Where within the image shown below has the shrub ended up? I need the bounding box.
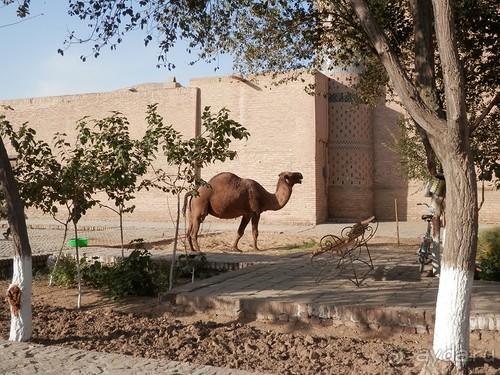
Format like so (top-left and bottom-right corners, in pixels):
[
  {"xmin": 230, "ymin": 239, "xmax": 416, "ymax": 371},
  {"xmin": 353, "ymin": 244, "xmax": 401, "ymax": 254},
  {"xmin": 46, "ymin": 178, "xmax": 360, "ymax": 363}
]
[
  {"xmin": 51, "ymin": 240, "xmax": 170, "ymax": 298},
  {"xmin": 477, "ymin": 227, "xmax": 500, "ymax": 281},
  {"xmin": 175, "ymin": 252, "xmax": 221, "ymax": 282},
  {"xmin": 80, "ymin": 256, "xmax": 110, "ymax": 289},
  {"xmin": 50, "ymin": 254, "xmax": 78, "ymax": 286},
  {"xmin": 103, "ymin": 248, "xmax": 159, "ymax": 299}
]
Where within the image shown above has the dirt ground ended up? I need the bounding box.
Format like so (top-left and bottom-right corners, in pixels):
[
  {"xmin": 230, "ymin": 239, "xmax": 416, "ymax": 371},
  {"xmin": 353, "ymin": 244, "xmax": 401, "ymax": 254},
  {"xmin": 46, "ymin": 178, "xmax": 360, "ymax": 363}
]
[{"xmin": 1, "ymin": 231, "xmax": 499, "ymax": 375}]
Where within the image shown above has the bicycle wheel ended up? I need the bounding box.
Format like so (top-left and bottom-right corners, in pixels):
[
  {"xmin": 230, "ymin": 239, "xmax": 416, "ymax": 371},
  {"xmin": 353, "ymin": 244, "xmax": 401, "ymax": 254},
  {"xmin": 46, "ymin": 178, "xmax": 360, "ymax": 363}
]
[{"xmin": 418, "ymin": 241, "xmax": 432, "ymax": 272}]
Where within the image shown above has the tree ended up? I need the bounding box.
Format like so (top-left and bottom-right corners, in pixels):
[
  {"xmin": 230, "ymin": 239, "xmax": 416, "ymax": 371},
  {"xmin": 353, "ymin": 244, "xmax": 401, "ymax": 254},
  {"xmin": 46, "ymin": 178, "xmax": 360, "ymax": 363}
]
[
  {"xmin": 1, "ymin": 119, "xmax": 99, "ymax": 308},
  {"xmin": 140, "ymin": 104, "xmax": 249, "ymax": 290},
  {"xmin": 79, "ymin": 112, "xmax": 155, "ymax": 258},
  {"xmin": 52, "ymin": 128, "xmax": 101, "ymax": 308},
  {"xmin": 5, "ymin": 0, "xmax": 498, "ymax": 371},
  {"xmin": 0, "ymin": 119, "xmax": 32, "ymax": 341},
  {"xmin": 1, "ymin": 115, "xmax": 60, "ymax": 340},
  {"xmin": 0, "ymin": 121, "xmax": 75, "ymax": 274},
  {"xmin": 349, "ymin": 3, "xmax": 478, "ymax": 372}
]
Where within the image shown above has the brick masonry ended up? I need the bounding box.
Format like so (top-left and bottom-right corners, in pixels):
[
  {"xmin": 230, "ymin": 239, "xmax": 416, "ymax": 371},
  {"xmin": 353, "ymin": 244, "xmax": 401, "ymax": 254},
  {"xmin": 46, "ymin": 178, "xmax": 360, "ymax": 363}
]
[{"xmin": 1, "ymin": 73, "xmax": 498, "ymax": 224}]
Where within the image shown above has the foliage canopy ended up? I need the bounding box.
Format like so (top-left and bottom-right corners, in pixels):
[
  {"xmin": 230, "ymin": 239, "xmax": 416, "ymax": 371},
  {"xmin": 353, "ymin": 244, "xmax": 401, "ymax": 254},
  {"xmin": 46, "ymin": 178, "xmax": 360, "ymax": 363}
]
[{"xmin": 5, "ymin": 0, "xmax": 497, "ymax": 182}]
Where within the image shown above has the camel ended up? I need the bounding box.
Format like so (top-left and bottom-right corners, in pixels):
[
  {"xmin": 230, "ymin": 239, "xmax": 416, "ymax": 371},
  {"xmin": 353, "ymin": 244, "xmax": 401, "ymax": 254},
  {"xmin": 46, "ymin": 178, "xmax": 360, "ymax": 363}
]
[{"xmin": 183, "ymin": 171, "xmax": 303, "ymax": 252}]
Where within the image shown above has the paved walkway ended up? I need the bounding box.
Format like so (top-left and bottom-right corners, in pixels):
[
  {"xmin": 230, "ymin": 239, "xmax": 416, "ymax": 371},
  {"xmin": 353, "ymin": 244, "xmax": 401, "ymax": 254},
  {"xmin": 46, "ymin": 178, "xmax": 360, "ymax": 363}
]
[
  {"xmin": 1, "ymin": 218, "xmax": 499, "ymax": 374},
  {"xmin": 161, "ymin": 233, "xmax": 500, "ymax": 333},
  {"xmin": 0, "ymin": 340, "xmax": 266, "ymax": 375},
  {"xmin": 0, "ymin": 217, "xmax": 434, "ymax": 258}
]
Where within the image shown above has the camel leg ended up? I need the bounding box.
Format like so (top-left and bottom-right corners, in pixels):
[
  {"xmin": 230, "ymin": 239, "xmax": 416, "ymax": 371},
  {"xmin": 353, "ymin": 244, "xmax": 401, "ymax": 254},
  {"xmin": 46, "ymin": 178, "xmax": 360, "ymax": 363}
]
[
  {"xmin": 186, "ymin": 226, "xmax": 194, "ymax": 251},
  {"xmin": 186, "ymin": 222, "xmax": 194, "ymax": 252},
  {"xmin": 232, "ymin": 216, "xmax": 250, "ymax": 252},
  {"xmin": 186, "ymin": 218, "xmax": 202, "ymax": 252},
  {"xmin": 251, "ymin": 213, "xmax": 260, "ymax": 251},
  {"xmin": 187, "ymin": 209, "xmax": 206, "ymax": 252},
  {"xmin": 185, "ymin": 210, "xmax": 195, "ymax": 252},
  {"xmin": 186, "ymin": 196, "xmax": 209, "ymax": 252}
]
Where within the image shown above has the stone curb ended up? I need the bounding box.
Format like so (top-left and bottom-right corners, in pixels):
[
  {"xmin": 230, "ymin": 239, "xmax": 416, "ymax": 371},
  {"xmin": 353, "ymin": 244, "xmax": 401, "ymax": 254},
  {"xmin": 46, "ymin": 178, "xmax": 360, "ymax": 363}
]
[{"xmin": 163, "ymin": 290, "xmax": 500, "ymax": 333}]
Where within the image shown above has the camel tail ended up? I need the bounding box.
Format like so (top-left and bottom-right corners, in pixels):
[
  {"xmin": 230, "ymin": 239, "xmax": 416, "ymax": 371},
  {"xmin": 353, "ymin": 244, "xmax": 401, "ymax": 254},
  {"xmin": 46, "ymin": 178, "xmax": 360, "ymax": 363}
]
[{"xmin": 182, "ymin": 191, "xmax": 193, "ymax": 217}]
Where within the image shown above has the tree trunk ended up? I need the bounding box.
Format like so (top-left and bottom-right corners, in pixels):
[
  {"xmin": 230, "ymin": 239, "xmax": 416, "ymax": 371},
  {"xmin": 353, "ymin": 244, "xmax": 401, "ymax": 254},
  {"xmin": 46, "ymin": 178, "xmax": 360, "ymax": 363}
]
[
  {"xmin": 425, "ymin": 151, "xmax": 477, "ymax": 373},
  {"xmin": 168, "ymin": 193, "xmax": 182, "ymax": 291},
  {"xmin": 0, "ymin": 138, "xmax": 32, "ymax": 341},
  {"xmin": 430, "ymin": 0, "xmax": 475, "ymax": 370},
  {"xmin": 349, "ymin": 0, "xmax": 476, "ymax": 371},
  {"xmin": 73, "ymin": 221, "xmax": 82, "ymax": 309}
]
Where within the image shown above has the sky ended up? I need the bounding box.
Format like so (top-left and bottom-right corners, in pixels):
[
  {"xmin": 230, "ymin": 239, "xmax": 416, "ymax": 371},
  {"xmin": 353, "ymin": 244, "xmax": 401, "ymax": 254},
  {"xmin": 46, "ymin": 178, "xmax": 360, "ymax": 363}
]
[{"xmin": 0, "ymin": 2, "xmax": 234, "ymax": 100}]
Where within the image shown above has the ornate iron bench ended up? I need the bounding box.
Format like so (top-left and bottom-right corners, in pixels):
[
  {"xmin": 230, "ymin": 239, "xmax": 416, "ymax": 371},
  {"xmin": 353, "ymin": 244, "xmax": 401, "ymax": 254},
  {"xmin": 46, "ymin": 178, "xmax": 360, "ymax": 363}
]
[{"xmin": 311, "ymin": 216, "xmax": 377, "ymax": 287}]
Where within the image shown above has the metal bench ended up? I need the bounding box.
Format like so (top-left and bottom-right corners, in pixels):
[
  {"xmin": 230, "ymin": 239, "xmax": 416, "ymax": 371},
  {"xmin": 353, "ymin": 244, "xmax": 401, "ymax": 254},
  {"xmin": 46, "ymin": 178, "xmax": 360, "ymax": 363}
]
[{"xmin": 311, "ymin": 216, "xmax": 377, "ymax": 287}]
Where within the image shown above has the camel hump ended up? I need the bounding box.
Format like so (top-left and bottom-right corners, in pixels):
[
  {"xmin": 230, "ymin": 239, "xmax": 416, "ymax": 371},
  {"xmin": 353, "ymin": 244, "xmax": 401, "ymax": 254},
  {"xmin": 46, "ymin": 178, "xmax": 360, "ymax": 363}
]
[
  {"xmin": 209, "ymin": 172, "xmax": 262, "ymax": 192},
  {"xmin": 210, "ymin": 172, "xmax": 245, "ymax": 184}
]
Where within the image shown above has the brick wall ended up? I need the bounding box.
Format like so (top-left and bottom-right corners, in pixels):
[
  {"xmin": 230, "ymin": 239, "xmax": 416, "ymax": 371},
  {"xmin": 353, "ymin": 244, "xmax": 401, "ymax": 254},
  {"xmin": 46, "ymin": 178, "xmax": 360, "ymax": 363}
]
[
  {"xmin": 1, "ymin": 74, "xmax": 498, "ymax": 226},
  {"xmin": 0, "ymin": 255, "xmax": 49, "ymax": 276},
  {"xmin": 190, "ymin": 72, "xmax": 326, "ymax": 225},
  {"xmin": 1, "ymin": 83, "xmax": 199, "ymax": 223},
  {"xmin": 372, "ymin": 99, "xmax": 410, "ymax": 220}
]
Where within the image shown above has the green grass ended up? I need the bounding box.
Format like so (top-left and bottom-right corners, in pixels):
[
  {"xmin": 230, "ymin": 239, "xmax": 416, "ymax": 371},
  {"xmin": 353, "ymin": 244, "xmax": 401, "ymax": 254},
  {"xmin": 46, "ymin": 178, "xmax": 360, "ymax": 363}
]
[{"xmin": 279, "ymin": 239, "xmax": 318, "ymax": 252}]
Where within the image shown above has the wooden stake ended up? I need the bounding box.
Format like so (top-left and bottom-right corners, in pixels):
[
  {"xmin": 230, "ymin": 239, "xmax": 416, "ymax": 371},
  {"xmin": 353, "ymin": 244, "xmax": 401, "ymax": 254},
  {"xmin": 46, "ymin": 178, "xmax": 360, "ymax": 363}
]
[{"xmin": 395, "ymin": 198, "xmax": 400, "ymax": 245}]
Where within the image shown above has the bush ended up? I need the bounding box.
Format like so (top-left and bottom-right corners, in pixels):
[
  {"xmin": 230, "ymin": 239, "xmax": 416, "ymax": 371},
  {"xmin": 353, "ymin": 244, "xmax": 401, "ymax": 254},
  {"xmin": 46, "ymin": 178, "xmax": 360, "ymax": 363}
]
[
  {"xmin": 102, "ymin": 248, "xmax": 159, "ymax": 299},
  {"xmin": 50, "ymin": 254, "xmax": 78, "ymax": 286},
  {"xmin": 477, "ymin": 227, "xmax": 500, "ymax": 281},
  {"xmin": 175, "ymin": 252, "xmax": 222, "ymax": 283},
  {"xmin": 176, "ymin": 252, "xmax": 208, "ymax": 279},
  {"xmin": 80, "ymin": 256, "xmax": 110, "ymax": 289},
  {"xmin": 51, "ymin": 240, "xmax": 170, "ymax": 298},
  {"xmin": 49, "ymin": 242, "xmax": 225, "ymax": 297}
]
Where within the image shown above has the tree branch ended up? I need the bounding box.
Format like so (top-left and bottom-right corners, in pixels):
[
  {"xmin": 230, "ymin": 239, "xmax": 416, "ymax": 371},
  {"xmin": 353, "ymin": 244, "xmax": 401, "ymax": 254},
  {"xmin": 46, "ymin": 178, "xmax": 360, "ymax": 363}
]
[
  {"xmin": 431, "ymin": 0, "xmax": 467, "ymax": 133},
  {"xmin": 409, "ymin": 0, "xmax": 443, "ymax": 176},
  {"xmin": 348, "ymin": 0, "xmax": 446, "ymax": 138},
  {"xmin": 469, "ymin": 92, "xmax": 499, "ymax": 135}
]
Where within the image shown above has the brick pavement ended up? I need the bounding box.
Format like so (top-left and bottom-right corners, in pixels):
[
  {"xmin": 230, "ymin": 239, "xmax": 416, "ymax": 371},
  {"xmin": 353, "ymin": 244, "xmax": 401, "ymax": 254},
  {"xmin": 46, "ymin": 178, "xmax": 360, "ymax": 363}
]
[
  {"xmin": 161, "ymin": 246, "xmax": 500, "ymax": 333},
  {"xmin": 0, "ymin": 340, "xmax": 265, "ymax": 375}
]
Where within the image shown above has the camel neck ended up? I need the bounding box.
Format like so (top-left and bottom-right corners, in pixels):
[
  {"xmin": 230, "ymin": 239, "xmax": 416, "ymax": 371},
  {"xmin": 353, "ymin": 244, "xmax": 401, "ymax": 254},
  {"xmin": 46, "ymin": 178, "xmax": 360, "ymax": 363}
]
[{"xmin": 267, "ymin": 182, "xmax": 293, "ymax": 211}]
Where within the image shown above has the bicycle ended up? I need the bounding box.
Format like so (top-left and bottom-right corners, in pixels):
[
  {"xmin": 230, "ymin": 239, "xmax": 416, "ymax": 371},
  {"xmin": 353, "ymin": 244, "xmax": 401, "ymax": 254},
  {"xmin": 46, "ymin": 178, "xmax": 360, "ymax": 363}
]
[{"xmin": 417, "ymin": 202, "xmax": 435, "ymax": 273}]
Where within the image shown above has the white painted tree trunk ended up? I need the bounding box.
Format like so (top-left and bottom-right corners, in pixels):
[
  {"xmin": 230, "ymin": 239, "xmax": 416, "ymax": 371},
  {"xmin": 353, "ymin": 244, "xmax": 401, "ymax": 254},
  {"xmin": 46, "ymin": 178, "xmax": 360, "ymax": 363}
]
[
  {"xmin": 433, "ymin": 267, "xmax": 473, "ymax": 368},
  {"xmin": 0, "ymin": 137, "xmax": 33, "ymax": 343},
  {"xmin": 8, "ymin": 255, "xmax": 33, "ymax": 341},
  {"xmin": 430, "ymin": 153, "xmax": 477, "ymax": 372}
]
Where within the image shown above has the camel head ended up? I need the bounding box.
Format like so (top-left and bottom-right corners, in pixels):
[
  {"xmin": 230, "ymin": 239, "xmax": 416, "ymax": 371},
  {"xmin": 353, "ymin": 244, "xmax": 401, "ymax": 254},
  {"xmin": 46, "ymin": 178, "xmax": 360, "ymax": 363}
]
[{"xmin": 279, "ymin": 171, "xmax": 303, "ymax": 187}]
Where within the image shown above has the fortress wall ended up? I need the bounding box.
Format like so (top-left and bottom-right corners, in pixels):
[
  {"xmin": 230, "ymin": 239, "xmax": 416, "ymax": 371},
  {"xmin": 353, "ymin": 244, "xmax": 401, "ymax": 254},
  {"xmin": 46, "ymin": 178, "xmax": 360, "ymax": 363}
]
[
  {"xmin": 1, "ymin": 86, "xmax": 200, "ymax": 223},
  {"xmin": 189, "ymin": 72, "xmax": 323, "ymax": 225},
  {"xmin": 478, "ymin": 187, "xmax": 500, "ymax": 224},
  {"xmin": 373, "ymin": 112, "xmax": 500, "ymax": 225},
  {"xmin": 1, "ymin": 75, "xmax": 498, "ymax": 227},
  {"xmin": 371, "ymin": 98, "xmax": 500, "ymax": 224},
  {"xmin": 371, "ymin": 99, "xmax": 410, "ymax": 221},
  {"xmin": 404, "ymin": 181, "xmax": 499, "ymax": 225}
]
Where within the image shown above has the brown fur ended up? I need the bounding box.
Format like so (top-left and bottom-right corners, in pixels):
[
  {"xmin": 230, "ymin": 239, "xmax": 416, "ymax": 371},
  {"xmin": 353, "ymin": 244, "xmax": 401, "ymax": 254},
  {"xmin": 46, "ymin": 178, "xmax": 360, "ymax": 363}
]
[{"xmin": 184, "ymin": 172, "xmax": 303, "ymax": 252}]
